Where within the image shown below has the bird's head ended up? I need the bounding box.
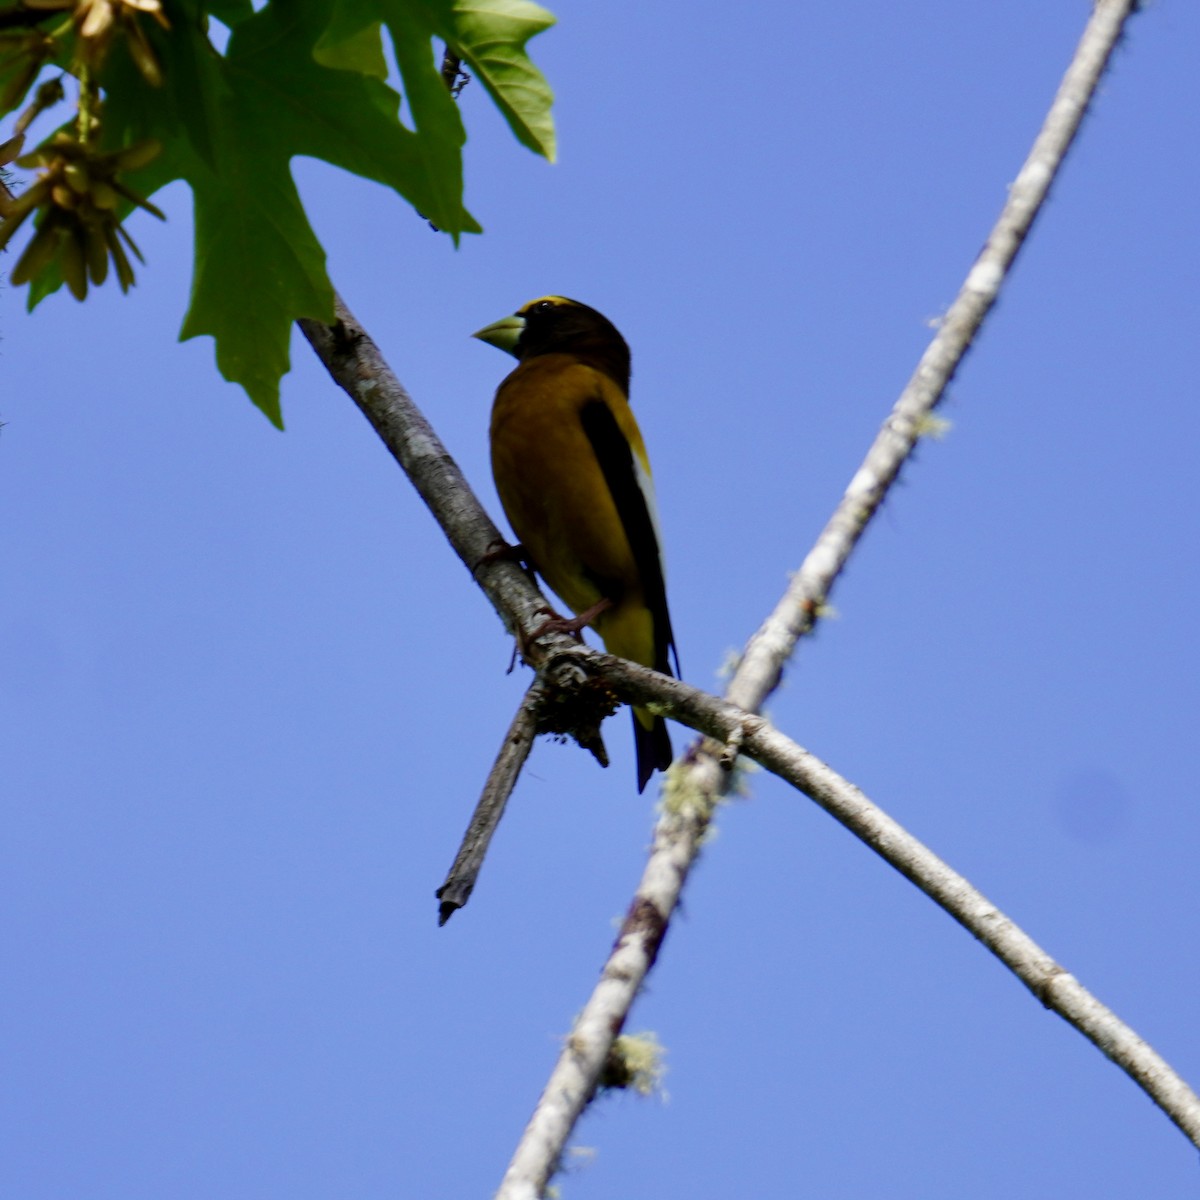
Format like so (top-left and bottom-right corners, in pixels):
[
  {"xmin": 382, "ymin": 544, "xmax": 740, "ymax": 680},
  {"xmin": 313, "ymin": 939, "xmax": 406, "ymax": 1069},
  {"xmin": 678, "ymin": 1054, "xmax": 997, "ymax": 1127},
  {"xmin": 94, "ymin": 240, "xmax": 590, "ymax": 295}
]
[{"xmin": 473, "ymin": 297, "xmax": 630, "ymax": 386}]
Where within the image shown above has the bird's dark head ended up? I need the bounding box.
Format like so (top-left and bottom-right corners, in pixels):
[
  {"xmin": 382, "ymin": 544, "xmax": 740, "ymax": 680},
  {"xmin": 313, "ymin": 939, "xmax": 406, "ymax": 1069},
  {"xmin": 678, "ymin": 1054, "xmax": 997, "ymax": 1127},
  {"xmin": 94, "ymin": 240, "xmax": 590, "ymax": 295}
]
[{"xmin": 473, "ymin": 296, "xmax": 631, "ymax": 390}]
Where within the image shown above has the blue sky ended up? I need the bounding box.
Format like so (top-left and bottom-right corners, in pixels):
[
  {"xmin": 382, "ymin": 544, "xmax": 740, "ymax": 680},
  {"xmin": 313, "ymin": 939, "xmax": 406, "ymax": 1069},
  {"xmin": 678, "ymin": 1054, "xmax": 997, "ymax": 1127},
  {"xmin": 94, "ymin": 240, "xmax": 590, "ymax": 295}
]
[{"xmin": 3, "ymin": 2, "xmax": 1199, "ymax": 1197}]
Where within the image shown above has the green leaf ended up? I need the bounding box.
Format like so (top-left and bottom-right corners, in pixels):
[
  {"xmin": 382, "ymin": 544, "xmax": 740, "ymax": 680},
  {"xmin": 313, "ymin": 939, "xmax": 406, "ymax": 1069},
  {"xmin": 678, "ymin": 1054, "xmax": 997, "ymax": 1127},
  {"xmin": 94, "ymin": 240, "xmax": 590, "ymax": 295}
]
[
  {"xmin": 93, "ymin": 15, "xmax": 334, "ymax": 423},
  {"xmin": 14, "ymin": 0, "xmax": 556, "ymax": 420},
  {"xmin": 151, "ymin": 8, "xmax": 230, "ymax": 170},
  {"xmin": 180, "ymin": 153, "xmax": 332, "ymax": 428},
  {"xmin": 313, "ymin": 12, "xmax": 389, "ymax": 79},
  {"xmin": 379, "ymin": 0, "xmax": 556, "ymax": 162},
  {"xmin": 91, "ymin": 0, "xmax": 491, "ymax": 421},
  {"xmin": 444, "ymin": 0, "xmax": 557, "ymax": 162},
  {"xmin": 381, "ymin": 2, "xmax": 475, "ymax": 228},
  {"xmin": 318, "ymin": 0, "xmax": 477, "ymax": 235},
  {"xmin": 235, "ymin": 3, "xmax": 479, "ymax": 237}
]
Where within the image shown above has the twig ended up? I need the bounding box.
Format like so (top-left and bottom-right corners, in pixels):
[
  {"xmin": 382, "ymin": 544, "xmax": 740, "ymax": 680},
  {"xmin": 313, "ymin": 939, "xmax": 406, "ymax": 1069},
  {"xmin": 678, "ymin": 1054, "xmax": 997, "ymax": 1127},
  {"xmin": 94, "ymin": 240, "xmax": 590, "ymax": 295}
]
[
  {"xmin": 299, "ymin": 299, "xmax": 601, "ymax": 918},
  {"xmin": 495, "ymin": 2, "xmax": 1143, "ymax": 1195},
  {"xmin": 588, "ymin": 652, "xmax": 1200, "ymax": 1148},
  {"xmin": 728, "ymin": 0, "xmax": 1134, "ymax": 710},
  {"xmin": 298, "ymin": 297, "xmax": 561, "ymax": 646},
  {"xmin": 437, "ymin": 681, "xmax": 543, "ymax": 925}
]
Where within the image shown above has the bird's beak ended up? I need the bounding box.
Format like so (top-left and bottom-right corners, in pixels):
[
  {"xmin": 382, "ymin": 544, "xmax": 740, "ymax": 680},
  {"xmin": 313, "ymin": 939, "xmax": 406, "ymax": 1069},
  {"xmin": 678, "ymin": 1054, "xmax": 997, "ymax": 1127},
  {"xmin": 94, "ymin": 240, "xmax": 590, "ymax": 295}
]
[{"xmin": 472, "ymin": 314, "xmax": 526, "ymax": 357}]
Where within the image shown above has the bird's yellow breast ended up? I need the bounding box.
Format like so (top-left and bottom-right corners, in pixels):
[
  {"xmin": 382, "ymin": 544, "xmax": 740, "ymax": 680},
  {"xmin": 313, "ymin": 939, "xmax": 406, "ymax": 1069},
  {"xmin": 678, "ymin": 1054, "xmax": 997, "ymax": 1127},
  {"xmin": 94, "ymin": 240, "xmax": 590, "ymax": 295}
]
[{"xmin": 489, "ymin": 354, "xmax": 650, "ymax": 621}]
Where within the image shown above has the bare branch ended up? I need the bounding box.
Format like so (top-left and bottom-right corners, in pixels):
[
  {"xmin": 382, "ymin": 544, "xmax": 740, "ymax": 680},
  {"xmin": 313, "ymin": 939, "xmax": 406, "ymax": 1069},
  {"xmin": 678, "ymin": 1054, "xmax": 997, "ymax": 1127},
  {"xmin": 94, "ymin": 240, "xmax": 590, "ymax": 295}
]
[
  {"xmin": 300, "ymin": 299, "xmax": 634, "ymax": 908},
  {"xmin": 587, "ymin": 651, "xmax": 1200, "ymax": 1149},
  {"xmin": 437, "ymin": 682, "xmax": 543, "ymax": 925},
  {"xmin": 728, "ymin": 0, "xmax": 1136, "ymax": 711},
  {"xmin": 496, "ymin": 2, "xmax": 1144, "ymax": 1194},
  {"xmin": 308, "ymin": 245, "xmax": 1198, "ymax": 1164},
  {"xmin": 298, "ymin": 297, "xmax": 553, "ymax": 646}
]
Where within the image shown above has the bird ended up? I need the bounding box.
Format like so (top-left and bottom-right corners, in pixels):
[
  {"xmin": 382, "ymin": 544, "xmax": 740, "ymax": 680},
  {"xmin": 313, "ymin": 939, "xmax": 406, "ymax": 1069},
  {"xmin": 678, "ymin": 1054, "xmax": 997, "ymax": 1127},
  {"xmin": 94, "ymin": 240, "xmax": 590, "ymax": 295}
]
[{"xmin": 473, "ymin": 296, "xmax": 679, "ymax": 792}]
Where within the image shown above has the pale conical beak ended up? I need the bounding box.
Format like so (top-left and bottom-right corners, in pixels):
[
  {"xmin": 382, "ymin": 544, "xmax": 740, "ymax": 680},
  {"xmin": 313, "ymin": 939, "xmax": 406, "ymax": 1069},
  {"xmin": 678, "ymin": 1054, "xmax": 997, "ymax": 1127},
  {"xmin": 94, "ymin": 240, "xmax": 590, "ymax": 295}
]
[{"xmin": 472, "ymin": 314, "xmax": 526, "ymax": 357}]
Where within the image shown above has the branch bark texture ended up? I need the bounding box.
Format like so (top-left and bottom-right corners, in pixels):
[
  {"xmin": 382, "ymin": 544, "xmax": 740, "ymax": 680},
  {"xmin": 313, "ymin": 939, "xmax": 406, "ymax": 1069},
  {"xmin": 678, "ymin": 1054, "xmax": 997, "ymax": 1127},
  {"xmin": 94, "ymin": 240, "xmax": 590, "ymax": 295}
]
[
  {"xmin": 729, "ymin": 0, "xmax": 1135, "ymax": 710},
  {"xmin": 298, "ymin": 303, "xmax": 549, "ymax": 644},
  {"xmin": 593, "ymin": 652, "xmax": 1200, "ymax": 1150},
  {"xmin": 436, "ymin": 681, "xmax": 543, "ymax": 924}
]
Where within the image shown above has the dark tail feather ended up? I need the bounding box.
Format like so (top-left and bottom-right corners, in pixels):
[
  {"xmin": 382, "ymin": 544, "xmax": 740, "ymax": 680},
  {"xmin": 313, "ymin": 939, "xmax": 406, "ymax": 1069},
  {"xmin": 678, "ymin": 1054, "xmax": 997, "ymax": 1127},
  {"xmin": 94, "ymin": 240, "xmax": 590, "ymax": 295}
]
[{"xmin": 633, "ymin": 709, "xmax": 673, "ymax": 793}]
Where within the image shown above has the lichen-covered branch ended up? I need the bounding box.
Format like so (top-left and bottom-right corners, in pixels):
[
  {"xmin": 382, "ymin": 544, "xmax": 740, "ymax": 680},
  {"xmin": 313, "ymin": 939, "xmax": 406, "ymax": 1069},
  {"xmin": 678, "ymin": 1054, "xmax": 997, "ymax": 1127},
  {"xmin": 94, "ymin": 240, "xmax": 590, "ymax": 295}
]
[{"xmin": 587, "ymin": 651, "xmax": 1200, "ymax": 1150}]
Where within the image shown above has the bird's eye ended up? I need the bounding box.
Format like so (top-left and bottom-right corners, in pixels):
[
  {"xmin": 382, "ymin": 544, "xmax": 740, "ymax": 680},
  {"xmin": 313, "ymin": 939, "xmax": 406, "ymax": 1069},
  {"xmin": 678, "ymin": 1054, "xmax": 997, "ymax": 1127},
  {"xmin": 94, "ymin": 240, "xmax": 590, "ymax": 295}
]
[{"xmin": 534, "ymin": 300, "xmax": 555, "ymax": 314}]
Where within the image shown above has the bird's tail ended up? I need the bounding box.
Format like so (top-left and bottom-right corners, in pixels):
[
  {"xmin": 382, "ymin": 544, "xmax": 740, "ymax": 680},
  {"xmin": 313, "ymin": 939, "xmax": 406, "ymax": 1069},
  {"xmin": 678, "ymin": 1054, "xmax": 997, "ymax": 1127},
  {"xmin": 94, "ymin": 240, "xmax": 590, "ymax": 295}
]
[{"xmin": 633, "ymin": 707, "xmax": 673, "ymax": 794}]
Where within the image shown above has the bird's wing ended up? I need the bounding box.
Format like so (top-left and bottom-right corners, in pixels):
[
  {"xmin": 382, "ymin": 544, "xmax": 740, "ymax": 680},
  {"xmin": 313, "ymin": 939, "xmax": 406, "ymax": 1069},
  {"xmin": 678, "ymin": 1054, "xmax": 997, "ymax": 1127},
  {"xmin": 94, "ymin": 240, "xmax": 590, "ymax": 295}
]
[{"xmin": 579, "ymin": 396, "xmax": 679, "ymax": 677}]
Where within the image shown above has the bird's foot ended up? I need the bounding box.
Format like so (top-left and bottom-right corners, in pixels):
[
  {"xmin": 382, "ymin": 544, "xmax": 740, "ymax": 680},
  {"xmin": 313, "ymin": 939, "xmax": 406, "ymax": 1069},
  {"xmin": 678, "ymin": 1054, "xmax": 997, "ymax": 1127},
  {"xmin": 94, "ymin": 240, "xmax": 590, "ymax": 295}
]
[
  {"xmin": 526, "ymin": 597, "xmax": 612, "ymax": 644},
  {"xmin": 509, "ymin": 598, "xmax": 612, "ymax": 671},
  {"xmin": 473, "ymin": 539, "xmax": 532, "ymax": 576}
]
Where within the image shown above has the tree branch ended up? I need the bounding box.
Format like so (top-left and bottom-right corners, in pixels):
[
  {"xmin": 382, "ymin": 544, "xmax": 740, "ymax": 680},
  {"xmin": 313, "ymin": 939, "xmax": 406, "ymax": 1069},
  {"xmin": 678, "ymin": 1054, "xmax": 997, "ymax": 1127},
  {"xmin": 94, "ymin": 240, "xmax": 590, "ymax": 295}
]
[
  {"xmin": 298, "ymin": 300, "xmax": 613, "ymax": 915},
  {"xmin": 586, "ymin": 651, "xmax": 1200, "ymax": 1149},
  {"xmin": 495, "ymin": 2, "xmax": 1144, "ymax": 1194},
  {"xmin": 298, "ymin": 299, "xmax": 552, "ymax": 646},
  {"xmin": 436, "ymin": 680, "xmax": 543, "ymax": 925},
  {"xmin": 727, "ymin": 0, "xmax": 1135, "ymax": 711},
  {"xmin": 298, "ymin": 2, "xmax": 1165, "ymax": 1190}
]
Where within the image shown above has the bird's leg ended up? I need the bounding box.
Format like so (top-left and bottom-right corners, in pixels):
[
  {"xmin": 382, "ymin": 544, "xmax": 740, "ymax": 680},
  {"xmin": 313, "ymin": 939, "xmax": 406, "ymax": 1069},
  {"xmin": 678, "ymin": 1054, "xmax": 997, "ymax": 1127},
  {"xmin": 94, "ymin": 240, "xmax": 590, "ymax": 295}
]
[
  {"xmin": 508, "ymin": 604, "xmax": 565, "ymax": 672},
  {"xmin": 473, "ymin": 539, "xmax": 532, "ymax": 576},
  {"xmin": 526, "ymin": 597, "xmax": 612, "ymax": 644},
  {"xmin": 508, "ymin": 598, "xmax": 613, "ymax": 672}
]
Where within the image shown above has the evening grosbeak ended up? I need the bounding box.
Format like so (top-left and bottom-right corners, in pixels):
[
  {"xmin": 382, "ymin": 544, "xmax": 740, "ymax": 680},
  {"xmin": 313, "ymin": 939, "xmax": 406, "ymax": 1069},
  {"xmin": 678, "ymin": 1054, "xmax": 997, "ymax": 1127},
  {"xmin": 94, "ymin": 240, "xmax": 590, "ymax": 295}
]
[{"xmin": 474, "ymin": 296, "xmax": 678, "ymax": 792}]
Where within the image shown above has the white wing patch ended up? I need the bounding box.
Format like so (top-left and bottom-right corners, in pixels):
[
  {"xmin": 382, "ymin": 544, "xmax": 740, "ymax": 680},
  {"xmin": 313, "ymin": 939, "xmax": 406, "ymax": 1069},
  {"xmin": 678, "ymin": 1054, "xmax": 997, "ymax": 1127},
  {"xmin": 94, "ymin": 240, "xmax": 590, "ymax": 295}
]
[{"xmin": 632, "ymin": 445, "xmax": 668, "ymax": 586}]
